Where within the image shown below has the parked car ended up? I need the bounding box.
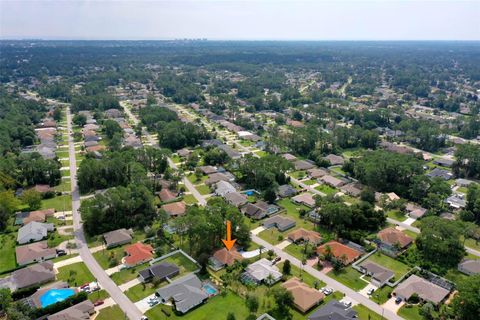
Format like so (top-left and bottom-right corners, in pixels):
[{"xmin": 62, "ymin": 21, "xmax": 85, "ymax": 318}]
[
  {"xmin": 367, "ymin": 288, "xmax": 375, "ymax": 295},
  {"xmin": 343, "ymin": 301, "xmax": 352, "ymax": 308},
  {"xmin": 272, "ymin": 257, "xmax": 281, "ymax": 264},
  {"xmin": 56, "ymin": 249, "xmax": 66, "ymax": 256},
  {"xmin": 395, "ymin": 297, "xmax": 403, "ymax": 304},
  {"xmin": 93, "ymin": 300, "xmax": 104, "ymax": 307},
  {"xmin": 321, "ymin": 287, "xmax": 333, "ymax": 295}
]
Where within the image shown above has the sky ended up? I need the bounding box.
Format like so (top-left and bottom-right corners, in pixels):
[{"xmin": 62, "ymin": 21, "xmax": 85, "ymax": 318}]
[{"xmin": 0, "ymin": 0, "xmax": 479, "ymax": 41}]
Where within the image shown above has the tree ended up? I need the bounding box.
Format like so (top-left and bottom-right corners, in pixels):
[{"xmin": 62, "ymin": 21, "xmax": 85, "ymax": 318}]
[
  {"xmin": 103, "ymin": 119, "xmax": 123, "ymax": 139},
  {"xmin": 272, "ymin": 287, "xmax": 293, "ymax": 317},
  {"xmin": 226, "ymin": 313, "xmax": 236, "ymax": 320},
  {"xmin": 245, "ymin": 294, "xmax": 259, "ymax": 314},
  {"xmin": 452, "ymin": 274, "xmax": 480, "ymax": 320},
  {"xmin": 0, "ymin": 190, "xmax": 20, "ymax": 230},
  {"xmin": 20, "ymin": 189, "xmax": 42, "ymax": 210},
  {"xmin": 73, "ymin": 114, "xmax": 87, "ymax": 127},
  {"xmin": 282, "ymin": 259, "xmax": 291, "ymax": 275}
]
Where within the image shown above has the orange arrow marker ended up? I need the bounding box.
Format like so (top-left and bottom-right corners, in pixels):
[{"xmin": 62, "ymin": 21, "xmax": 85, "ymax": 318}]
[{"xmin": 222, "ymin": 220, "xmax": 236, "ymax": 251}]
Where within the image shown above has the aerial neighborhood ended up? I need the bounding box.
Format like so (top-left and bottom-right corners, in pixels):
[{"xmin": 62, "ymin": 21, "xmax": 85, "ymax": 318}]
[{"xmin": 1, "ymin": 38, "xmax": 480, "ymax": 320}]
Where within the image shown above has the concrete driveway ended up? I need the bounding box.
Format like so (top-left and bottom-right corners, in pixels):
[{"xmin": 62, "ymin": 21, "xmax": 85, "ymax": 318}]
[
  {"xmin": 359, "ymin": 283, "xmax": 378, "ymax": 298},
  {"xmin": 382, "ymin": 296, "xmax": 405, "ymax": 314}
]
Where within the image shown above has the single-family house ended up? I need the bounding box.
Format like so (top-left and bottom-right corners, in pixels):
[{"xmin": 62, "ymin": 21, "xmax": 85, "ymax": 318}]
[
  {"xmin": 224, "ymin": 192, "xmax": 248, "ymax": 207},
  {"xmin": 320, "ymin": 175, "xmax": 345, "ymax": 188},
  {"xmin": 15, "ymin": 208, "xmax": 55, "ymax": 225},
  {"xmin": 426, "ymin": 168, "xmax": 453, "ymax": 180},
  {"xmin": 394, "ymin": 274, "xmax": 450, "ymax": 305},
  {"xmin": 316, "ymin": 241, "xmax": 362, "ymax": 265},
  {"xmin": 458, "ymin": 259, "xmax": 480, "ymax": 275},
  {"xmin": 281, "ymin": 153, "xmax": 297, "ymax": 162},
  {"xmin": 242, "ymin": 258, "xmax": 282, "ymax": 285},
  {"xmin": 205, "ymin": 173, "xmax": 230, "ymax": 186},
  {"xmin": 433, "ymin": 158, "xmax": 454, "ymax": 167},
  {"xmin": 262, "ymin": 215, "xmax": 296, "ymax": 232},
  {"xmin": 324, "ymin": 154, "xmax": 344, "ymax": 166},
  {"xmin": 308, "ymin": 300, "xmax": 357, "ymax": 320},
  {"xmin": 242, "ymin": 201, "xmax": 279, "ymax": 220},
  {"xmin": 307, "ymin": 168, "xmax": 328, "ymax": 179},
  {"xmin": 17, "ymin": 221, "xmax": 55, "ymax": 244},
  {"xmin": 0, "ymin": 261, "xmax": 55, "ymax": 291},
  {"xmin": 177, "ymin": 148, "xmax": 192, "ymax": 158},
  {"xmin": 15, "ymin": 241, "xmax": 56, "ymax": 266},
  {"xmin": 198, "ymin": 166, "xmax": 217, "ymax": 175},
  {"xmin": 288, "ymin": 228, "xmax": 322, "ymax": 245},
  {"xmin": 215, "ymin": 180, "xmax": 236, "ymax": 197},
  {"xmin": 158, "ymin": 188, "xmax": 178, "ymax": 202},
  {"xmin": 406, "ymin": 203, "xmax": 427, "ymax": 219},
  {"xmin": 209, "ymin": 248, "xmax": 243, "ymax": 271},
  {"xmin": 456, "ymin": 178, "xmax": 474, "ymax": 188},
  {"xmin": 282, "ymin": 277, "xmax": 324, "ymax": 313},
  {"xmin": 123, "ymin": 242, "xmax": 154, "ymax": 268},
  {"xmin": 292, "ymin": 192, "xmax": 316, "ymax": 208},
  {"xmin": 294, "ymin": 160, "xmax": 316, "ymax": 171},
  {"xmin": 48, "ymin": 300, "xmax": 95, "ymax": 320},
  {"xmin": 340, "ymin": 183, "xmax": 363, "ymax": 197},
  {"xmin": 161, "ymin": 201, "xmax": 187, "ymax": 217},
  {"xmin": 138, "ymin": 262, "xmax": 180, "ymax": 283},
  {"xmin": 358, "ymin": 261, "xmax": 394, "ymax": 287},
  {"xmin": 277, "ymin": 184, "xmax": 297, "ymax": 198},
  {"xmin": 103, "ymin": 228, "xmax": 133, "ymax": 248},
  {"xmin": 377, "ymin": 227, "xmax": 413, "ymax": 250},
  {"xmin": 445, "ymin": 194, "xmax": 467, "ymax": 209},
  {"xmin": 155, "ymin": 274, "xmax": 208, "ymax": 314}
]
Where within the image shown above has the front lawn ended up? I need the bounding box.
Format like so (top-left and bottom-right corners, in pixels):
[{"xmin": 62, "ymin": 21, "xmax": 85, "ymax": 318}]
[
  {"xmin": 125, "ymin": 282, "xmax": 158, "ymax": 302},
  {"xmin": 93, "ymin": 245, "xmax": 126, "ymax": 269},
  {"xmin": 386, "ymin": 209, "xmax": 407, "ymax": 222},
  {"xmin": 182, "ymin": 194, "xmax": 198, "ymax": 205},
  {"xmin": 278, "ymin": 261, "xmax": 325, "ymax": 289},
  {"xmin": 258, "ymin": 228, "xmax": 285, "ymax": 245},
  {"xmin": 327, "ymin": 266, "xmax": 368, "ymax": 291},
  {"xmin": 284, "ymin": 243, "xmax": 309, "ymax": 261},
  {"xmin": 96, "ymin": 305, "xmax": 124, "ymax": 320},
  {"xmin": 145, "ymin": 291, "xmax": 250, "ymax": 320},
  {"xmin": 314, "ymin": 184, "xmax": 338, "ymax": 195},
  {"xmin": 353, "ymin": 304, "xmax": 384, "ymax": 320},
  {"xmin": 57, "ymin": 262, "xmax": 95, "ymax": 287},
  {"xmin": 41, "ymin": 195, "xmax": 72, "ymax": 211},
  {"xmin": 196, "ymin": 184, "xmax": 211, "ymax": 195},
  {"xmin": 290, "ymin": 170, "xmax": 307, "ymax": 179},
  {"xmin": 398, "ymin": 304, "xmax": 423, "ymax": 320},
  {"xmin": 370, "ymin": 285, "xmax": 393, "ymax": 305},
  {"xmin": 110, "ymin": 264, "xmax": 146, "ymax": 285},
  {"xmin": 47, "ymin": 232, "xmax": 73, "ymax": 248},
  {"xmin": 88, "ymin": 289, "xmax": 109, "ymax": 303},
  {"xmin": 160, "ymin": 252, "xmax": 199, "ymax": 275},
  {"xmin": 255, "ymin": 150, "xmax": 268, "ymax": 157},
  {"xmin": 366, "ymin": 252, "xmax": 411, "ymax": 279},
  {"xmin": 303, "ymin": 179, "xmax": 317, "ymax": 186},
  {"xmin": 0, "ymin": 233, "xmax": 17, "ymax": 273}
]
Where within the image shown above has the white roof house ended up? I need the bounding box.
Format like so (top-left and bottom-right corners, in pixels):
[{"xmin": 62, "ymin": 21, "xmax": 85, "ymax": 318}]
[
  {"xmin": 17, "ymin": 221, "xmax": 54, "ymax": 245},
  {"xmin": 243, "ymin": 258, "xmax": 282, "ymax": 285}
]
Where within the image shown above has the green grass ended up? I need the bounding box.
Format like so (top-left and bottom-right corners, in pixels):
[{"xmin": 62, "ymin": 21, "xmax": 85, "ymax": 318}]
[
  {"xmin": 196, "ymin": 184, "xmax": 211, "ymax": 195},
  {"xmin": 284, "ymin": 243, "xmax": 309, "ymax": 261},
  {"xmin": 255, "ymin": 150, "xmax": 268, "ymax": 157},
  {"xmin": 54, "ymin": 180, "xmax": 71, "ymax": 192},
  {"xmin": 353, "ymin": 304, "xmax": 384, "ymax": 320},
  {"xmin": 182, "ymin": 194, "xmax": 198, "ymax": 205},
  {"xmin": 278, "ymin": 261, "xmax": 326, "ymax": 288},
  {"xmin": 290, "ymin": 170, "xmax": 307, "ymax": 179},
  {"xmin": 314, "ymin": 184, "xmax": 338, "ymax": 195},
  {"xmin": 443, "ymin": 268, "xmax": 469, "ymax": 285},
  {"xmin": 258, "ymin": 228, "xmax": 285, "ymax": 245},
  {"xmin": 160, "ymin": 252, "xmax": 199, "ymax": 274},
  {"xmin": 61, "ymin": 169, "xmax": 70, "ymax": 177},
  {"xmin": 303, "ymin": 179, "xmax": 317, "ymax": 186},
  {"xmin": 187, "ymin": 173, "xmax": 208, "ymax": 185},
  {"xmin": 110, "ymin": 264, "xmax": 146, "ymax": 285},
  {"xmin": 370, "ymin": 285, "xmax": 393, "ymax": 304},
  {"xmin": 327, "ymin": 266, "xmax": 368, "ymax": 291},
  {"xmin": 56, "ymin": 151, "xmax": 70, "ymax": 159},
  {"xmin": 398, "ymin": 304, "xmax": 423, "ymax": 320},
  {"xmin": 125, "ymin": 283, "xmax": 158, "ymax": 302},
  {"xmin": 464, "ymin": 237, "xmax": 480, "ymax": 251},
  {"xmin": 457, "ymin": 186, "xmax": 468, "ymax": 194},
  {"xmin": 386, "ymin": 209, "xmax": 407, "ymax": 222},
  {"xmin": 171, "ymin": 154, "xmax": 181, "ymax": 163},
  {"xmin": 51, "ymin": 253, "xmax": 78, "ymax": 263},
  {"xmin": 145, "ymin": 291, "xmax": 250, "ymax": 320},
  {"xmin": 88, "ymin": 289, "xmax": 109, "ymax": 303},
  {"xmin": 93, "ymin": 246, "xmax": 126, "ymax": 269},
  {"xmin": 47, "ymin": 232, "xmax": 73, "ymax": 248},
  {"xmin": 0, "ymin": 233, "xmax": 17, "ymax": 273},
  {"xmin": 366, "ymin": 252, "xmax": 411, "ymax": 279},
  {"xmin": 57, "ymin": 262, "xmax": 95, "ymax": 287},
  {"xmin": 331, "ymin": 166, "xmax": 347, "ymax": 175},
  {"xmin": 403, "ymin": 229, "xmax": 418, "ymax": 240},
  {"xmin": 96, "ymin": 305, "xmax": 125, "ymax": 320},
  {"xmin": 41, "ymin": 195, "xmax": 72, "ymax": 211}
]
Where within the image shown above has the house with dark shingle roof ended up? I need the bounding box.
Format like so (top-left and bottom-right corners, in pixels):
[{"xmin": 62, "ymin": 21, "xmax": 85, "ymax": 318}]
[
  {"xmin": 277, "ymin": 184, "xmax": 297, "ymax": 198},
  {"xmin": 16, "ymin": 241, "xmax": 56, "ymax": 266},
  {"xmin": 155, "ymin": 274, "xmax": 208, "ymax": 314},
  {"xmin": 324, "ymin": 154, "xmax": 344, "ymax": 166},
  {"xmin": 0, "ymin": 261, "xmax": 55, "ymax": 291},
  {"xmin": 262, "ymin": 215, "xmax": 296, "ymax": 232},
  {"xmin": 308, "ymin": 299, "xmax": 357, "ymax": 320},
  {"xmin": 358, "ymin": 261, "xmax": 394, "ymax": 287},
  {"xmin": 103, "ymin": 228, "xmax": 133, "ymax": 248},
  {"xmin": 294, "ymin": 160, "xmax": 316, "ymax": 171},
  {"xmin": 138, "ymin": 262, "xmax": 180, "ymax": 283},
  {"xmin": 223, "ymin": 192, "xmax": 248, "ymax": 207},
  {"xmin": 47, "ymin": 300, "xmax": 95, "ymax": 320},
  {"xmin": 394, "ymin": 274, "xmax": 450, "ymax": 305}
]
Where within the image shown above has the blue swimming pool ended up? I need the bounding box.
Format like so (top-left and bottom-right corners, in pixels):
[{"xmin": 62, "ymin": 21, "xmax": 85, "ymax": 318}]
[
  {"xmin": 40, "ymin": 288, "xmax": 76, "ymax": 308},
  {"xmin": 202, "ymin": 283, "xmax": 218, "ymax": 296},
  {"xmin": 245, "ymin": 190, "xmax": 254, "ymax": 196}
]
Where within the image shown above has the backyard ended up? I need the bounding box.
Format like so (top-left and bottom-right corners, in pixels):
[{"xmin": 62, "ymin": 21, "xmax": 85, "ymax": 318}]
[
  {"xmin": 0, "ymin": 233, "xmax": 17, "ymax": 273},
  {"xmin": 57, "ymin": 262, "xmax": 95, "ymax": 287},
  {"xmin": 366, "ymin": 252, "xmax": 412, "ymax": 279}
]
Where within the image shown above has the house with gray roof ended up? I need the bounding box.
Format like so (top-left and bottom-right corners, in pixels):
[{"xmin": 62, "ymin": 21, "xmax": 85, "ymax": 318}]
[
  {"xmin": 458, "ymin": 259, "xmax": 480, "ymax": 275},
  {"xmin": 277, "ymin": 184, "xmax": 297, "ymax": 198},
  {"xmin": 48, "ymin": 300, "xmax": 95, "ymax": 320},
  {"xmin": 16, "ymin": 241, "xmax": 56, "ymax": 266},
  {"xmin": 456, "ymin": 178, "xmax": 475, "ymax": 188},
  {"xmin": 433, "ymin": 158, "xmax": 455, "ymax": 167},
  {"xmin": 308, "ymin": 299, "xmax": 357, "ymax": 320},
  {"xmin": 103, "ymin": 228, "xmax": 133, "ymax": 248},
  {"xmin": 426, "ymin": 168, "xmax": 453, "ymax": 180},
  {"xmin": 242, "ymin": 201, "xmax": 280, "ymax": 220},
  {"xmin": 155, "ymin": 274, "xmax": 208, "ymax": 314},
  {"xmin": 138, "ymin": 262, "xmax": 180, "ymax": 283},
  {"xmin": 394, "ymin": 274, "xmax": 450, "ymax": 305},
  {"xmin": 17, "ymin": 221, "xmax": 54, "ymax": 245},
  {"xmin": 0, "ymin": 261, "xmax": 55, "ymax": 291},
  {"xmin": 445, "ymin": 194, "xmax": 467, "ymax": 209},
  {"xmin": 218, "ymin": 144, "xmax": 241, "ymax": 159},
  {"xmin": 294, "ymin": 160, "xmax": 316, "ymax": 171},
  {"xmin": 262, "ymin": 215, "xmax": 296, "ymax": 231},
  {"xmin": 358, "ymin": 261, "xmax": 394, "ymax": 287},
  {"xmin": 223, "ymin": 192, "xmax": 248, "ymax": 207},
  {"xmin": 214, "ymin": 180, "xmax": 236, "ymax": 197},
  {"xmin": 324, "ymin": 154, "xmax": 344, "ymax": 166}
]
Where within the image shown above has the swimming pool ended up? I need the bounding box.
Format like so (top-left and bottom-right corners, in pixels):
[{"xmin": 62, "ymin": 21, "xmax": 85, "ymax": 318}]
[
  {"xmin": 202, "ymin": 283, "xmax": 218, "ymax": 296},
  {"xmin": 245, "ymin": 190, "xmax": 254, "ymax": 196},
  {"xmin": 40, "ymin": 288, "xmax": 76, "ymax": 308}
]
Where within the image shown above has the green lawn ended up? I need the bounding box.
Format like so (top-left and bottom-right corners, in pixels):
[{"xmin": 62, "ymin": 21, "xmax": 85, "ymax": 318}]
[
  {"xmin": 187, "ymin": 173, "xmax": 208, "ymax": 185},
  {"xmin": 403, "ymin": 229, "xmax": 418, "ymax": 240},
  {"xmin": 284, "ymin": 243, "xmax": 309, "ymax": 261},
  {"xmin": 96, "ymin": 305, "xmax": 125, "ymax": 320},
  {"xmin": 93, "ymin": 245, "xmax": 127, "ymax": 269},
  {"xmin": 444, "ymin": 268, "xmax": 469, "ymax": 285},
  {"xmin": 88, "ymin": 289, "xmax": 109, "ymax": 303},
  {"xmin": 57, "ymin": 262, "xmax": 95, "ymax": 287},
  {"xmin": 54, "ymin": 180, "xmax": 71, "ymax": 192},
  {"xmin": 278, "ymin": 261, "xmax": 325, "ymax": 289},
  {"xmin": 386, "ymin": 209, "xmax": 407, "ymax": 222},
  {"xmin": 110, "ymin": 264, "xmax": 146, "ymax": 285},
  {"xmin": 366, "ymin": 252, "xmax": 411, "ymax": 279},
  {"xmin": 398, "ymin": 304, "xmax": 423, "ymax": 320},
  {"xmin": 314, "ymin": 184, "xmax": 338, "ymax": 195},
  {"xmin": 145, "ymin": 291, "xmax": 250, "ymax": 320},
  {"xmin": 56, "ymin": 151, "xmax": 70, "ymax": 158},
  {"xmin": 196, "ymin": 184, "xmax": 211, "ymax": 195},
  {"xmin": 160, "ymin": 252, "xmax": 199, "ymax": 274},
  {"xmin": 303, "ymin": 179, "xmax": 317, "ymax": 186},
  {"xmin": 327, "ymin": 266, "xmax": 368, "ymax": 291},
  {"xmin": 0, "ymin": 233, "xmax": 17, "ymax": 273},
  {"xmin": 41, "ymin": 195, "xmax": 72, "ymax": 211},
  {"xmin": 61, "ymin": 169, "xmax": 70, "ymax": 177},
  {"xmin": 331, "ymin": 166, "xmax": 347, "ymax": 175},
  {"xmin": 51, "ymin": 253, "xmax": 79, "ymax": 263},
  {"xmin": 464, "ymin": 237, "xmax": 480, "ymax": 251},
  {"xmin": 47, "ymin": 232, "xmax": 73, "ymax": 248},
  {"xmin": 277, "ymin": 198, "xmax": 315, "ymax": 230},
  {"xmin": 171, "ymin": 154, "xmax": 181, "ymax": 163},
  {"xmin": 290, "ymin": 170, "xmax": 307, "ymax": 179},
  {"xmin": 353, "ymin": 304, "xmax": 384, "ymax": 320},
  {"xmin": 258, "ymin": 228, "xmax": 285, "ymax": 245},
  {"xmin": 370, "ymin": 285, "xmax": 393, "ymax": 304},
  {"xmin": 125, "ymin": 282, "xmax": 159, "ymax": 302},
  {"xmin": 255, "ymin": 150, "xmax": 268, "ymax": 157},
  {"xmin": 182, "ymin": 194, "xmax": 198, "ymax": 205}
]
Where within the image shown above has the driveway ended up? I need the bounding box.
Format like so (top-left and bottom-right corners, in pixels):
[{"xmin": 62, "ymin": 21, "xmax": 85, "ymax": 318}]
[
  {"xmin": 251, "ymin": 226, "xmax": 265, "ymax": 235},
  {"xmin": 276, "ymin": 240, "xmax": 292, "ymax": 250},
  {"xmin": 135, "ymin": 293, "xmax": 158, "ymax": 313},
  {"xmin": 382, "ymin": 296, "xmax": 405, "ymax": 314},
  {"xmin": 359, "ymin": 283, "xmax": 378, "ymax": 298}
]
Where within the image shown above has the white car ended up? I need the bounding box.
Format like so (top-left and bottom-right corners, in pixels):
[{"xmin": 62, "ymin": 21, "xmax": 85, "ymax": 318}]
[
  {"xmin": 343, "ymin": 301, "xmax": 352, "ymax": 308},
  {"xmin": 367, "ymin": 288, "xmax": 375, "ymax": 295},
  {"xmin": 321, "ymin": 287, "xmax": 333, "ymax": 295}
]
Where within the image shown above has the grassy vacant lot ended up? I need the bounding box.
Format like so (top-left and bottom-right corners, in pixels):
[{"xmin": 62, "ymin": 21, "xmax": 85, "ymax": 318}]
[
  {"xmin": 0, "ymin": 233, "xmax": 17, "ymax": 273},
  {"xmin": 57, "ymin": 262, "xmax": 95, "ymax": 287},
  {"xmin": 398, "ymin": 304, "xmax": 423, "ymax": 320},
  {"xmin": 327, "ymin": 266, "xmax": 368, "ymax": 291},
  {"xmin": 93, "ymin": 245, "xmax": 126, "ymax": 269},
  {"xmin": 353, "ymin": 304, "xmax": 384, "ymax": 320},
  {"xmin": 125, "ymin": 282, "xmax": 158, "ymax": 302},
  {"xmin": 182, "ymin": 194, "xmax": 198, "ymax": 205},
  {"xmin": 96, "ymin": 305, "xmax": 125, "ymax": 320},
  {"xmin": 386, "ymin": 209, "xmax": 407, "ymax": 222},
  {"xmin": 110, "ymin": 264, "xmax": 145, "ymax": 285},
  {"xmin": 160, "ymin": 252, "xmax": 199, "ymax": 275},
  {"xmin": 314, "ymin": 184, "xmax": 338, "ymax": 195},
  {"xmin": 41, "ymin": 195, "xmax": 72, "ymax": 211},
  {"xmin": 284, "ymin": 243, "xmax": 308, "ymax": 260},
  {"xmin": 370, "ymin": 285, "xmax": 393, "ymax": 304},
  {"xmin": 258, "ymin": 228, "xmax": 285, "ymax": 245},
  {"xmin": 278, "ymin": 261, "xmax": 326, "ymax": 289},
  {"xmin": 88, "ymin": 289, "xmax": 109, "ymax": 303},
  {"xmin": 145, "ymin": 292, "xmax": 250, "ymax": 320},
  {"xmin": 277, "ymin": 199, "xmax": 313, "ymax": 227},
  {"xmin": 47, "ymin": 232, "xmax": 73, "ymax": 248},
  {"xmin": 196, "ymin": 184, "xmax": 211, "ymax": 195},
  {"xmin": 366, "ymin": 252, "xmax": 411, "ymax": 279}
]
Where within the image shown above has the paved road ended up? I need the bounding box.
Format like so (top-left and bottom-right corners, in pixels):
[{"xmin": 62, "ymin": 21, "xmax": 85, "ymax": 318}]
[
  {"xmin": 120, "ymin": 101, "xmax": 207, "ymax": 205},
  {"xmin": 251, "ymin": 234, "xmax": 402, "ymax": 320},
  {"xmin": 66, "ymin": 107, "xmax": 143, "ymax": 320},
  {"xmin": 387, "ymin": 217, "xmax": 480, "ymax": 257}
]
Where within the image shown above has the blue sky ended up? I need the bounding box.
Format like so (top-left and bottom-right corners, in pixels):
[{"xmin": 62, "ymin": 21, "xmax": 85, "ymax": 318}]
[{"xmin": 1, "ymin": 0, "xmax": 479, "ymax": 40}]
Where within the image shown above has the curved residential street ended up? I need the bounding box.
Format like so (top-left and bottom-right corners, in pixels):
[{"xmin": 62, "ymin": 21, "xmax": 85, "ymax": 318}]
[{"xmin": 66, "ymin": 107, "xmax": 143, "ymax": 320}]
